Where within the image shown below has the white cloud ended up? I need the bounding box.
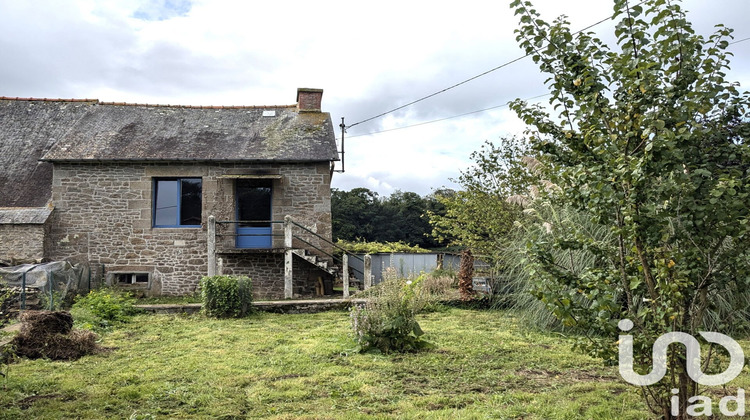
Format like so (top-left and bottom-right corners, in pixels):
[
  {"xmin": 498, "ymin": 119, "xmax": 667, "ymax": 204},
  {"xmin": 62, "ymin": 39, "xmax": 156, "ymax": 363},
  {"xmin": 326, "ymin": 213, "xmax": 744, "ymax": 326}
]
[
  {"xmin": 132, "ymin": 0, "xmax": 192, "ymax": 21},
  {"xmin": 1, "ymin": 0, "xmax": 749, "ymax": 196}
]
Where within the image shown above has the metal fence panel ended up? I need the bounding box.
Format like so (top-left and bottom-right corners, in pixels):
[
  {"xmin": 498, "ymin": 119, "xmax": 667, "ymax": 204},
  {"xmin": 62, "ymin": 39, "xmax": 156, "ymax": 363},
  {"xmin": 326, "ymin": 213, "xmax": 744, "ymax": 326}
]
[{"xmin": 349, "ymin": 253, "xmax": 463, "ymax": 285}]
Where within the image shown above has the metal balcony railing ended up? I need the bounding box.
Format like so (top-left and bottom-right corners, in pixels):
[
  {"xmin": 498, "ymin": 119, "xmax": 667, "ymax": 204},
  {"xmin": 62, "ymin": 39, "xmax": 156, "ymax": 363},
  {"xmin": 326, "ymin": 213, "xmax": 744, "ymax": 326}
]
[{"xmin": 207, "ymin": 215, "xmax": 373, "ymax": 298}]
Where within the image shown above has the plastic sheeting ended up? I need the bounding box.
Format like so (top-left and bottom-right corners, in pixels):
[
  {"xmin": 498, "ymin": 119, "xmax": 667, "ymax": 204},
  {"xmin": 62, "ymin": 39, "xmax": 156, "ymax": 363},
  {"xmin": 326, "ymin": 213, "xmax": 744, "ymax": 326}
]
[{"xmin": 0, "ymin": 261, "xmax": 91, "ymax": 309}]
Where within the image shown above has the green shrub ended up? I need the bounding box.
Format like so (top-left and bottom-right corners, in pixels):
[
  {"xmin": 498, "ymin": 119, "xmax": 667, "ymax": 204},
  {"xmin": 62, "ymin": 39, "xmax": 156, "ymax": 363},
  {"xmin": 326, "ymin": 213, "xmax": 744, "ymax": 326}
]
[
  {"xmin": 335, "ymin": 239, "xmax": 430, "ymax": 255},
  {"xmin": 0, "ymin": 285, "xmax": 17, "ymax": 327},
  {"xmin": 200, "ymin": 275, "xmax": 253, "ymax": 318},
  {"xmin": 38, "ymin": 289, "xmax": 64, "ymax": 311},
  {"xmin": 71, "ymin": 288, "xmax": 139, "ymax": 331},
  {"xmin": 350, "ymin": 272, "xmax": 431, "ymax": 353},
  {"xmin": 419, "ymin": 272, "xmax": 459, "ymax": 309}
]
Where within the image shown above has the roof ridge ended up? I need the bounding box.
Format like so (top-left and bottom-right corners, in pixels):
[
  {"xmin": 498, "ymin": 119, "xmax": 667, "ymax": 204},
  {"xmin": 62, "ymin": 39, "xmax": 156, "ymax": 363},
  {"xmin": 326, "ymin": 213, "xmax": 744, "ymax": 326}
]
[
  {"xmin": 0, "ymin": 96, "xmax": 298, "ymax": 109},
  {"xmin": 0, "ymin": 97, "xmax": 99, "ymax": 103},
  {"xmin": 97, "ymin": 102, "xmax": 297, "ymax": 109}
]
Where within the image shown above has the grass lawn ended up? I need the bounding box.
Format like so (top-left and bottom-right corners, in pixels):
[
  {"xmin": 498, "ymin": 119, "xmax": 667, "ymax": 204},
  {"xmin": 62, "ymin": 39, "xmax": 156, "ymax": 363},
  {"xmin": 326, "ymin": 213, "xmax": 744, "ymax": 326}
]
[{"xmin": 0, "ymin": 308, "xmax": 655, "ymax": 419}]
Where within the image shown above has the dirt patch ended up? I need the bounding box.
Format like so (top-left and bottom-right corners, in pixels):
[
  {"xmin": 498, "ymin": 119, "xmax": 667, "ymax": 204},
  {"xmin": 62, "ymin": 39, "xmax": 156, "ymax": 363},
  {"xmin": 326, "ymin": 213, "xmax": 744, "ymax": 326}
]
[
  {"xmin": 516, "ymin": 368, "xmax": 616, "ymax": 384},
  {"xmin": 270, "ymin": 373, "xmax": 303, "ymax": 381},
  {"xmin": 9, "ymin": 310, "xmax": 101, "ymax": 361},
  {"xmin": 426, "ymin": 402, "xmax": 445, "ymax": 411},
  {"xmin": 17, "ymin": 393, "xmax": 65, "ymax": 409},
  {"xmin": 572, "ymin": 369, "xmax": 617, "ymax": 382},
  {"xmin": 704, "ymin": 386, "xmax": 743, "ymax": 399}
]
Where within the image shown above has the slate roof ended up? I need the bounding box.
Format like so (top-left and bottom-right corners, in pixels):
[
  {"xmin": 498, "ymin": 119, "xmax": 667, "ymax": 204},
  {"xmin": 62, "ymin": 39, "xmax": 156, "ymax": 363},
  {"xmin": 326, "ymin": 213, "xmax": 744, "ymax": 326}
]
[
  {"xmin": 0, "ymin": 96, "xmax": 339, "ymax": 207},
  {"xmin": 41, "ymin": 103, "xmax": 338, "ymax": 162},
  {"xmin": 0, "ymin": 99, "xmax": 94, "ymax": 207},
  {"xmin": 0, "ymin": 207, "xmax": 52, "ymax": 224}
]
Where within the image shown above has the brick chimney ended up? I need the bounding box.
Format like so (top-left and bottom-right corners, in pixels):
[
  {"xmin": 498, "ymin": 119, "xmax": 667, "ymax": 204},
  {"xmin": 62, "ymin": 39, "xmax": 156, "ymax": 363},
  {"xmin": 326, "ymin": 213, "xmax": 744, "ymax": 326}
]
[{"xmin": 296, "ymin": 88, "xmax": 323, "ymax": 112}]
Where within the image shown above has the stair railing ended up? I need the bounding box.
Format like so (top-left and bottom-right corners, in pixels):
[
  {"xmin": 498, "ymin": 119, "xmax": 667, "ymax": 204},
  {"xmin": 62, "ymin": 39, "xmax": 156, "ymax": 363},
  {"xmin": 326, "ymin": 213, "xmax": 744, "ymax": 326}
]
[
  {"xmin": 207, "ymin": 215, "xmax": 372, "ymax": 299},
  {"xmin": 284, "ymin": 216, "xmax": 371, "ymax": 298}
]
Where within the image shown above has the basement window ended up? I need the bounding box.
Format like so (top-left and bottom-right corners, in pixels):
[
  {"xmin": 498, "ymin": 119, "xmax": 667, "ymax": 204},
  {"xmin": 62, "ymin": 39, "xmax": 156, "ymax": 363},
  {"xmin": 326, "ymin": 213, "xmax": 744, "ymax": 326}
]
[{"xmin": 115, "ymin": 273, "xmax": 150, "ymax": 285}]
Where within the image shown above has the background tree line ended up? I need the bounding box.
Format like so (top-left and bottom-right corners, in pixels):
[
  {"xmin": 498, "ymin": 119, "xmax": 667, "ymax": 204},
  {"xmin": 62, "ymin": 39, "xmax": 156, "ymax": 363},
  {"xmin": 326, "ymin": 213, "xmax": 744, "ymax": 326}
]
[{"xmin": 331, "ymin": 188, "xmax": 454, "ymax": 249}]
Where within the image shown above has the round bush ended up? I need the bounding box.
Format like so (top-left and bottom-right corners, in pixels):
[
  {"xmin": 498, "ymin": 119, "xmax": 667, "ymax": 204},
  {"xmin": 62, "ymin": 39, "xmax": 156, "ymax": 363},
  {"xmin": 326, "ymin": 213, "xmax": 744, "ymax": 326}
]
[{"xmin": 200, "ymin": 275, "xmax": 253, "ymax": 318}]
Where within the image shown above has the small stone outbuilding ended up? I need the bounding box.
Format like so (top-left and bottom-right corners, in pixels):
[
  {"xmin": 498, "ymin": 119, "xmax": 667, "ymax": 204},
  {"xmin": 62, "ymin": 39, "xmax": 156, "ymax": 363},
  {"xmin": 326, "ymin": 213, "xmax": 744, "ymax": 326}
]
[
  {"xmin": 0, "ymin": 88, "xmax": 340, "ymax": 299},
  {"xmin": 0, "ymin": 207, "xmax": 52, "ymax": 266}
]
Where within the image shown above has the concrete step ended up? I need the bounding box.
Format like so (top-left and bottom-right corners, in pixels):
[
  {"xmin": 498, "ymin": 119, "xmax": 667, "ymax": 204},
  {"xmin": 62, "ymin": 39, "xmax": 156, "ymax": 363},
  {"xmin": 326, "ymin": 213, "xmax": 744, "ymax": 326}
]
[{"xmin": 291, "ymin": 249, "xmax": 337, "ymax": 276}]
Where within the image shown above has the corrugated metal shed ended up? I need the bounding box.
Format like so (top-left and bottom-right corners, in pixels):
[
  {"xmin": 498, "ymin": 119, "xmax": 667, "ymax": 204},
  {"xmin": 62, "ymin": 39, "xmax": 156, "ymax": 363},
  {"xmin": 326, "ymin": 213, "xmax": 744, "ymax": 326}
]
[{"xmin": 349, "ymin": 253, "xmax": 463, "ymax": 284}]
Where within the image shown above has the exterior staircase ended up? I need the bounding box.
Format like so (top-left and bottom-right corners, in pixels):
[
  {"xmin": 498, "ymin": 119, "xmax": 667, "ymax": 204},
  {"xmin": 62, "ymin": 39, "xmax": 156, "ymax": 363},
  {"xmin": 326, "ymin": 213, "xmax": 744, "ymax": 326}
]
[
  {"xmin": 290, "ymin": 249, "xmax": 338, "ymax": 277},
  {"xmin": 207, "ymin": 215, "xmax": 368, "ymax": 299}
]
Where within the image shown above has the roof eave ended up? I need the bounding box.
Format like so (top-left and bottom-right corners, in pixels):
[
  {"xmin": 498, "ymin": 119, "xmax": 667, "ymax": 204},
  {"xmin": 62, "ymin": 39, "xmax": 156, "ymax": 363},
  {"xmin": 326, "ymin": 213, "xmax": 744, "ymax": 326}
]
[{"xmin": 40, "ymin": 157, "xmax": 340, "ymax": 163}]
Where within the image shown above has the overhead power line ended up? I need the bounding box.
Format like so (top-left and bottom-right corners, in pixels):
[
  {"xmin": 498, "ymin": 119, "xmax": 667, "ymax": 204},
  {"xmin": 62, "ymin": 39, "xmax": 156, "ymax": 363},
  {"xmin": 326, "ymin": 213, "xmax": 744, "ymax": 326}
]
[
  {"xmin": 348, "ymin": 93, "xmax": 550, "ymax": 138},
  {"xmin": 345, "ymin": 0, "xmax": 748, "ymax": 137},
  {"xmin": 730, "ymin": 36, "xmax": 750, "ymax": 45},
  {"xmin": 346, "ymin": 2, "xmax": 647, "ymax": 130},
  {"xmin": 346, "ymin": 54, "xmax": 530, "ymax": 130},
  {"xmin": 348, "ymin": 31, "xmax": 750, "ymax": 139}
]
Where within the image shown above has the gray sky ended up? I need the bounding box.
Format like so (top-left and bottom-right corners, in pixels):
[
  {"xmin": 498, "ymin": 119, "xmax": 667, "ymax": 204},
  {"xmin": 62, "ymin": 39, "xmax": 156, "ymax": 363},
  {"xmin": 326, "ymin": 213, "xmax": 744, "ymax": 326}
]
[{"xmin": 2, "ymin": 0, "xmax": 748, "ymax": 196}]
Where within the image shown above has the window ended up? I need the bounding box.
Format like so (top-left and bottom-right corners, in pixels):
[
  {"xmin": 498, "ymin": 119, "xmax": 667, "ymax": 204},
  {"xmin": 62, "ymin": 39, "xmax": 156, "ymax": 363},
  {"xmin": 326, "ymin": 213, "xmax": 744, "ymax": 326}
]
[
  {"xmin": 236, "ymin": 179, "xmax": 273, "ymax": 248},
  {"xmin": 236, "ymin": 179, "xmax": 272, "ymax": 228},
  {"xmin": 115, "ymin": 273, "xmax": 149, "ymax": 284},
  {"xmin": 153, "ymin": 178, "xmax": 202, "ymax": 227}
]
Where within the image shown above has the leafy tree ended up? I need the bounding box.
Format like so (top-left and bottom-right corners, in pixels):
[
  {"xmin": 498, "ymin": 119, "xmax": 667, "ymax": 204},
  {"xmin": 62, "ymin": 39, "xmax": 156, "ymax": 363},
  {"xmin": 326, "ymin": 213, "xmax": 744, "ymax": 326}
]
[
  {"xmin": 509, "ymin": 0, "xmax": 750, "ymax": 417},
  {"xmin": 429, "ymin": 138, "xmax": 534, "ymax": 262},
  {"xmin": 422, "ymin": 189, "xmax": 453, "ymax": 248},
  {"xmin": 332, "ymin": 187, "xmax": 380, "ymax": 241},
  {"xmin": 425, "ymin": 188, "xmax": 451, "ymax": 216},
  {"xmin": 332, "ymin": 188, "xmax": 447, "ymax": 248},
  {"xmin": 376, "ymin": 191, "xmax": 433, "ymax": 247}
]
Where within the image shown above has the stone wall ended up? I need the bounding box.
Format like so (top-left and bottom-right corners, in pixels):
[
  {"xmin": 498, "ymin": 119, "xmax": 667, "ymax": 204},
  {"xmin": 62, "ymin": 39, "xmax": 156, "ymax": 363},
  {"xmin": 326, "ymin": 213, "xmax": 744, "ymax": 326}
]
[
  {"xmin": 0, "ymin": 224, "xmax": 47, "ymax": 265},
  {"xmin": 47, "ymin": 161, "xmax": 334, "ymax": 296},
  {"xmin": 211, "ymin": 162, "xmax": 334, "ymax": 258},
  {"xmin": 219, "ymin": 252, "xmax": 330, "ymax": 300}
]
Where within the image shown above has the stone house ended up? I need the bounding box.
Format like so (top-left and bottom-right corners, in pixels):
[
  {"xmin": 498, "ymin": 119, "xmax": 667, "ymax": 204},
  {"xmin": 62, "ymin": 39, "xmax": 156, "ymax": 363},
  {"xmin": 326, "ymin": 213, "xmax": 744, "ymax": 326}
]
[{"xmin": 0, "ymin": 88, "xmax": 340, "ymax": 299}]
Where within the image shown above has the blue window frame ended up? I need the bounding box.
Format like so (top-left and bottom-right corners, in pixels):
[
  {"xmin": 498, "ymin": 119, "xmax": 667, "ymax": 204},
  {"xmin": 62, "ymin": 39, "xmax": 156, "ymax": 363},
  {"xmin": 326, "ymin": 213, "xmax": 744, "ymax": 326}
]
[{"xmin": 153, "ymin": 178, "xmax": 202, "ymax": 228}]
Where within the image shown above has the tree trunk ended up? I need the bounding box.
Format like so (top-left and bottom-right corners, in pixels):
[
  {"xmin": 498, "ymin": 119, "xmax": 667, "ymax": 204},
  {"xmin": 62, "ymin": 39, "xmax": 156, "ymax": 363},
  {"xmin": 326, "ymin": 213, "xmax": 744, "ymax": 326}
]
[{"xmin": 458, "ymin": 249, "xmax": 475, "ymax": 301}]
